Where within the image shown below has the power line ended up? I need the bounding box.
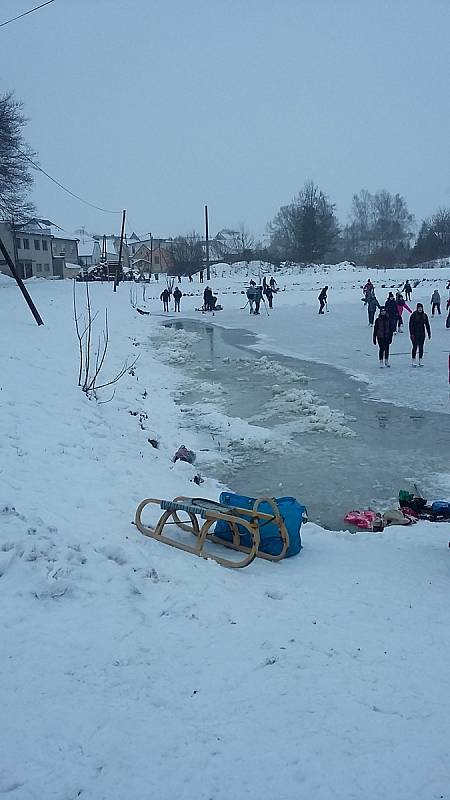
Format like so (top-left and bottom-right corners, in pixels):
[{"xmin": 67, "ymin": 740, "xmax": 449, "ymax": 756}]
[
  {"xmin": 25, "ymin": 156, "xmax": 122, "ymax": 214},
  {"xmin": 0, "ymin": 0, "xmax": 56, "ymax": 28}
]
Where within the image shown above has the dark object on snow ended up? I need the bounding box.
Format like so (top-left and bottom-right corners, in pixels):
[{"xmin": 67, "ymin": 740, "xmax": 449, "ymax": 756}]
[
  {"xmin": 173, "ymin": 445, "xmax": 196, "ymax": 464},
  {"xmin": 214, "ymin": 492, "xmax": 306, "ymax": 557},
  {"xmin": 148, "ymin": 438, "xmax": 159, "ymax": 449},
  {"xmin": 399, "ymin": 490, "xmax": 427, "ymax": 513},
  {"xmin": 196, "ymin": 304, "xmax": 223, "ymax": 312},
  {"xmin": 137, "ymin": 307, "xmax": 150, "ymax": 315},
  {"xmin": 192, "ymin": 473, "xmax": 204, "ymax": 485}
]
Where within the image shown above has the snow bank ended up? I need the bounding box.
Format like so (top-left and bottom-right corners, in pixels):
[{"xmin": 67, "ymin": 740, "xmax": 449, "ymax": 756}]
[{"xmin": 1, "ymin": 275, "xmax": 450, "ymax": 799}]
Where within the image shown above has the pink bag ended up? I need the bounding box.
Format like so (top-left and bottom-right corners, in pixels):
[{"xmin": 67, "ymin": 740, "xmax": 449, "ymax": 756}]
[{"xmin": 344, "ymin": 510, "xmax": 378, "ymax": 530}]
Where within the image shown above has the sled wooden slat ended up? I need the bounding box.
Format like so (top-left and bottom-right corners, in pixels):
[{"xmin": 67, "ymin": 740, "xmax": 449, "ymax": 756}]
[{"xmin": 134, "ymin": 495, "xmax": 290, "ymax": 568}]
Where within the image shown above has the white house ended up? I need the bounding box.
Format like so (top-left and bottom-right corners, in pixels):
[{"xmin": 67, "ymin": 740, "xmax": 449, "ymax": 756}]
[{"xmin": 78, "ymin": 239, "xmax": 102, "ymax": 268}]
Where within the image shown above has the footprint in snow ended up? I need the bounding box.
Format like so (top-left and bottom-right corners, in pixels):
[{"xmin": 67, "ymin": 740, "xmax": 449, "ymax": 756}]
[
  {"xmin": 97, "ymin": 546, "xmax": 127, "ymax": 566},
  {"xmin": 265, "ymin": 590, "xmax": 285, "ymax": 601}
]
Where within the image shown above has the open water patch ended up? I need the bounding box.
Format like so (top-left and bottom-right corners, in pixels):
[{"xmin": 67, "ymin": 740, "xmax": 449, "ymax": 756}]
[{"xmin": 151, "ymin": 320, "xmax": 450, "ymax": 530}]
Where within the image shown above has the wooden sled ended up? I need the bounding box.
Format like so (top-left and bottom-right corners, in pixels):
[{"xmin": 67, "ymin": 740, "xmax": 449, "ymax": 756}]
[{"xmin": 134, "ymin": 495, "xmax": 290, "ymax": 568}]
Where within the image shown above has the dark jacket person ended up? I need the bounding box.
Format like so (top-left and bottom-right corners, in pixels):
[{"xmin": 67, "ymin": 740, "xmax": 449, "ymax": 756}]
[
  {"xmin": 409, "ymin": 303, "xmax": 431, "ymax": 366},
  {"xmin": 373, "ymin": 307, "xmax": 393, "ymax": 367}
]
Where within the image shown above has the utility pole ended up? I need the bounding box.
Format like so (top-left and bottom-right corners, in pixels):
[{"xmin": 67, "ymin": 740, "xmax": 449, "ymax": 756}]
[
  {"xmin": 114, "ymin": 209, "xmax": 126, "ymax": 292},
  {"xmin": 205, "ymin": 204, "xmax": 210, "ymax": 281},
  {"xmin": 0, "ymin": 235, "xmax": 44, "ymax": 326},
  {"xmin": 149, "ymin": 234, "xmax": 153, "ymax": 282}
]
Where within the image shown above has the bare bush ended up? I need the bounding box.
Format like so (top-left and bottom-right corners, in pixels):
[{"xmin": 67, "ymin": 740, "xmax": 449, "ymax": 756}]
[{"xmin": 73, "ymin": 282, "xmax": 139, "ymax": 400}]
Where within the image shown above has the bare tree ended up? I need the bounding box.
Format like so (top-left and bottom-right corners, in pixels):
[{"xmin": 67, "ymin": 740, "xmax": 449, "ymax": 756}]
[
  {"xmin": 170, "ymin": 231, "xmax": 203, "ymax": 276},
  {"xmin": 431, "ymin": 208, "xmax": 450, "ymax": 245},
  {"xmin": 0, "ymin": 92, "xmax": 36, "ymax": 221},
  {"xmin": 344, "ymin": 189, "xmax": 414, "ymax": 263}
]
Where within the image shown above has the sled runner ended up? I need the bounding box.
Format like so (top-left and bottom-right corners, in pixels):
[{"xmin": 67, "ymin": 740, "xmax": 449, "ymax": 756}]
[{"xmin": 134, "ymin": 494, "xmax": 305, "ymax": 568}]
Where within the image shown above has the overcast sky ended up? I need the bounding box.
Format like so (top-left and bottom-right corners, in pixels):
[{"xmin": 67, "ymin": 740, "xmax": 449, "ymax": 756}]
[{"xmin": 1, "ymin": 0, "xmax": 449, "ymax": 240}]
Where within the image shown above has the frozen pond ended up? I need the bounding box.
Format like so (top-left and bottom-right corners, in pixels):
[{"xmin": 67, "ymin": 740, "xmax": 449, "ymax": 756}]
[{"xmin": 158, "ymin": 320, "xmax": 450, "ymax": 530}]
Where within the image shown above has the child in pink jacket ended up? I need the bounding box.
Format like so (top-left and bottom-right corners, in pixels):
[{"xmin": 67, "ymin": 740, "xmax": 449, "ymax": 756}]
[{"xmin": 396, "ymin": 292, "xmax": 412, "ymax": 332}]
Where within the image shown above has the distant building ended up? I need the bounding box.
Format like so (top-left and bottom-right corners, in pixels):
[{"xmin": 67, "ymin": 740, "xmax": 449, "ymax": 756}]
[
  {"xmin": 128, "ymin": 232, "xmax": 141, "ymax": 256},
  {"xmin": 78, "ymin": 238, "xmax": 102, "ymax": 268},
  {"xmin": 0, "ymin": 219, "xmax": 79, "ymax": 279},
  {"xmin": 51, "ymin": 235, "xmax": 79, "ymax": 265},
  {"xmin": 130, "ymin": 239, "xmax": 173, "ymax": 276}
]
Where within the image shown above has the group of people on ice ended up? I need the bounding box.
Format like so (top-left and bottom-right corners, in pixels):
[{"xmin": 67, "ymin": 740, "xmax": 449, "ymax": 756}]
[
  {"xmin": 160, "ymin": 283, "xmax": 221, "ymax": 313},
  {"xmin": 362, "ymin": 277, "xmax": 442, "ymax": 368},
  {"xmin": 160, "ymin": 285, "xmax": 183, "ymax": 312},
  {"xmin": 202, "ymin": 285, "xmax": 219, "ymax": 311},
  {"xmin": 372, "ymin": 302, "xmax": 431, "ymax": 368},
  {"xmin": 246, "ymin": 276, "xmax": 278, "ymax": 314}
]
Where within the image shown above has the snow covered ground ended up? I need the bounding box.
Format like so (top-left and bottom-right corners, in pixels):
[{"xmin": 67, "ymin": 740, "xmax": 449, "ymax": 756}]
[{"xmin": 1, "ymin": 266, "xmax": 450, "ymax": 799}]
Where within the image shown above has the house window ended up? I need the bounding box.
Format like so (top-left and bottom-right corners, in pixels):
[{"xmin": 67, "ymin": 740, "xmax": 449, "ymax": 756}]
[
  {"xmin": 16, "ymin": 237, "xmax": 21, "ymax": 249},
  {"xmin": 23, "ymin": 238, "xmax": 30, "ymax": 249},
  {"xmin": 154, "ymin": 255, "xmax": 160, "ymax": 265},
  {"xmin": 34, "ymin": 239, "xmax": 41, "ymax": 250},
  {"xmin": 36, "ymin": 264, "xmax": 42, "ymax": 272},
  {"xmin": 42, "ymin": 240, "xmax": 48, "ymax": 251},
  {"xmin": 44, "ymin": 263, "xmax": 50, "ymax": 272}
]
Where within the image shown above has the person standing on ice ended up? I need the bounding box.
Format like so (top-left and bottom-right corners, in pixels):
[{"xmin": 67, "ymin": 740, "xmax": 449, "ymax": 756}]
[
  {"xmin": 363, "ymin": 279, "xmax": 374, "ymax": 301},
  {"xmin": 264, "ymin": 283, "xmax": 274, "ymax": 309},
  {"xmin": 269, "ymin": 276, "xmax": 277, "ymax": 291},
  {"xmin": 318, "ymin": 286, "xmax": 328, "ymax": 314},
  {"xmin": 409, "ymin": 303, "xmax": 431, "ymax": 366},
  {"xmin": 373, "ymin": 307, "xmax": 393, "ymax": 367},
  {"xmin": 173, "ymin": 286, "xmax": 182, "ymax": 312},
  {"xmin": 253, "ymin": 285, "xmax": 263, "ymax": 315},
  {"xmin": 385, "ymin": 292, "xmax": 399, "ymax": 336},
  {"xmin": 364, "ymin": 290, "xmax": 379, "ymax": 325},
  {"xmin": 403, "ymin": 280, "xmax": 412, "ymax": 301},
  {"xmin": 246, "ymin": 286, "xmax": 255, "ymax": 314},
  {"xmin": 431, "ymin": 289, "xmax": 441, "ymax": 315},
  {"xmin": 160, "ymin": 288, "xmax": 170, "ymax": 312},
  {"xmin": 395, "ymin": 292, "xmax": 412, "ymax": 332}
]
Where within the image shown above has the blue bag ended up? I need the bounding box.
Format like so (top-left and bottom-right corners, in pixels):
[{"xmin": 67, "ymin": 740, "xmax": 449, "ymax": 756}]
[
  {"xmin": 214, "ymin": 493, "xmax": 306, "ymax": 557},
  {"xmin": 431, "ymin": 501, "xmax": 450, "ymax": 519}
]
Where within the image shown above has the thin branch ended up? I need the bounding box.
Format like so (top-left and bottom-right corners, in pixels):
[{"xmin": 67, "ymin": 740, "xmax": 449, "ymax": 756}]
[
  {"xmin": 86, "ymin": 309, "xmax": 109, "ymax": 392},
  {"xmin": 82, "ymin": 281, "xmax": 92, "ymax": 391},
  {"xmin": 92, "ymin": 354, "xmax": 140, "ymax": 391},
  {"xmin": 73, "ymin": 280, "xmax": 84, "ymax": 386}
]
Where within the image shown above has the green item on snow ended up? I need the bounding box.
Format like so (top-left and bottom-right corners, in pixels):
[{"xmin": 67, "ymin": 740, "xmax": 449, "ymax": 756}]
[{"xmin": 399, "ymin": 490, "xmax": 414, "ymax": 504}]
